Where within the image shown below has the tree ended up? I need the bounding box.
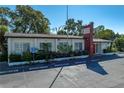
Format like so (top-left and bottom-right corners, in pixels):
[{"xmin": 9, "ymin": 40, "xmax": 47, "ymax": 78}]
[
  {"xmin": 0, "ymin": 25, "xmax": 8, "ymax": 53},
  {"xmin": 115, "ymin": 32, "xmax": 120, "ymax": 38},
  {"xmin": 57, "ymin": 29, "xmax": 67, "ymax": 35},
  {"xmin": 57, "ymin": 18, "xmax": 83, "ymax": 36},
  {"xmin": 10, "ymin": 5, "xmax": 50, "ymax": 34},
  {"xmin": 76, "ymin": 20, "xmax": 83, "ymax": 36},
  {"xmin": 94, "ymin": 25, "xmax": 105, "ymax": 38},
  {"xmin": 64, "ymin": 18, "xmax": 76, "ymax": 35},
  {"xmin": 94, "ymin": 25, "xmax": 115, "ymax": 40},
  {"xmin": 0, "ymin": 7, "xmax": 10, "ymax": 53},
  {"xmin": 0, "ymin": 6, "xmax": 51, "ymax": 34},
  {"xmin": 0, "ymin": 7, "xmax": 12, "ymax": 27},
  {"xmin": 114, "ymin": 36, "xmax": 124, "ymax": 51},
  {"xmin": 94, "ymin": 25, "xmax": 105, "ymax": 32}
]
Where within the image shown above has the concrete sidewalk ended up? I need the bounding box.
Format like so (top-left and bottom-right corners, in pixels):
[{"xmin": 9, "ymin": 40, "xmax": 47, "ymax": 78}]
[{"xmin": 0, "ymin": 68, "xmax": 61, "ymax": 88}]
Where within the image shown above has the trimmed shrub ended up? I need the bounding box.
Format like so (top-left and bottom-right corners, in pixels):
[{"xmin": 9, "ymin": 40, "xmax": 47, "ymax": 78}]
[
  {"xmin": 103, "ymin": 47, "xmax": 118, "ymax": 53},
  {"xmin": 9, "ymin": 54, "xmax": 22, "ymax": 62},
  {"xmin": 0, "ymin": 53, "xmax": 8, "ymax": 62},
  {"xmin": 44, "ymin": 52, "xmax": 55, "ymax": 63},
  {"xmin": 44, "ymin": 53, "xmax": 50, "ymax": 62},
  {"xmin": 82, "ymin": 50, "xmax": 88, "ymax": 55},
  {"xmin": 35, "ymin": 50, "xmax": 46, "ymax": 60},
  {"xmin": 22, "ymin": 52, "xmax": 32, "ymax": 61},
  {"xmin": 103, "ymin": 46, "xmax": 112, "ymax": 53},
  {"xmin": 69, "ymin": 51, "xmax": 83, "ymax": 56},
  {"xmin": 53, "ymin": 52, "xmax": 69, "ymax": 58},
  {"xmin": 69, "ymin": 51, "xmax": 75, "ymax": 57}
]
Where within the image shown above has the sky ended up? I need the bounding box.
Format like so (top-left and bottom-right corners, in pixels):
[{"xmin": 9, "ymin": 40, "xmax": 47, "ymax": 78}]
[{"xmin": 0, "ymin": 5, "xmax": 124, "ymax": 34}]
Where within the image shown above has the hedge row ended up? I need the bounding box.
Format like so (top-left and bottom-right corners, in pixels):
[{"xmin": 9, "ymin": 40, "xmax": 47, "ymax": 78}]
[
  {"xmin": 0, "ymin": 53, "xmax": 8, "ymax": 62},
  {"xmin": 9, "ymin": 50, "xmax": 88, "ymax": 62}
]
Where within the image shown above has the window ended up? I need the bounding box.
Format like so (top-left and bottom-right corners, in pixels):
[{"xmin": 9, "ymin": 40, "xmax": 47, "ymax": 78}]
[
  {"xmin": 57, "ymin": 42, "xmax": 72, "ymax": 53},
  {"xmin": 58, "ymin": 42, "xmax": 68, "ymax": 46},
  {"xmin": 14, "ymin": 42, "xmax": 30, "ymax": 54},
  {"xmin": 23, "ymin": 43, "xmax": 30, "ymax": 52},
  {"xmin": 74, "ymin": 42, "xmax": 82, "ymax": 51},
  {"xmin": 40, "ymin": 42, "xmax": 52, "ymax": 51},
  {"xmin": 14, "ymin": 43, "xmax": 21, "ymax": 54},
  {"xmin": 40, "ymin": 43, "xmax": 44, "ymax": 51},
  {"xmin": 47, "ymin": 43, "xmax": 52, "ymax": 51}
]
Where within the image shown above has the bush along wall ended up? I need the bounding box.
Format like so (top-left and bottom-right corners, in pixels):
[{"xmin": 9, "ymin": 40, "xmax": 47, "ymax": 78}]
[
  {"xmin": 9, "ymin": 54, "xmax": 22, "ymax": 62},
  {"xmin": 103, "ymin": 46, "xmax": 117, "ymax": 53},
  {"xmin": 22, "ymin": 52, "xmax": 33, "ymax": 64},
  {"xmin": 0, "ymin": 53, "xmax": 8, "ymax": 62},
  {"xmin": 9, "ymin": 50, "xmax": 88, "ymax": 63}
]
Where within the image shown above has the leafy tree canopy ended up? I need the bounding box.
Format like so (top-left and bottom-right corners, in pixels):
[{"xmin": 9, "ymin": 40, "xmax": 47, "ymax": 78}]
[
  {"xmin": 94, "ymin": 25, "xmax": 115, "ymax": 40},
  {"xmin": 57, "ymin": 29, "xmax": 67, "ymax": 35},
  {"xmin": 57, "ymin": 18, "xmax": 83, "ymax": 36},
  {"xmin": 0, "ymin": 5, "xmax": 50, "ymax": 34},
  {"xmin": 0, "ymin": 23, "xmax": 8, "ymax": 53},
  {"xmin": 114, "ymin": 36, "xmax": 124, "ymax": 51},
  {"xmin": 11, "ymin": 5, "xmax": 50, "ymax": 34}
]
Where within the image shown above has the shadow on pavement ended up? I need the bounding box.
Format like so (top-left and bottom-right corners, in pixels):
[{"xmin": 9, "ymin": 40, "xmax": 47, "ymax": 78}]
[
  {"xmin": 86, "ymin": 59, "xmax": 108, "ymax": 75},
  {"xmin": 85, "ymin": 54, "xmax": 124, "ymax": 75},
  {"xmin": 93, "ymin": 54, "xmax": 124, "ymax": 63}
]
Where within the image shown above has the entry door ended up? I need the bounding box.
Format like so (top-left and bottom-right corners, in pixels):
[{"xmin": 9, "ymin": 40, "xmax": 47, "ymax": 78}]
[
  {"xmin": 95, "ymin": 43, "xmax": 102, "ymax": 54},
  {"xmin": 96, "ymin": 43, "xmax": 99, "ymax": 54}
]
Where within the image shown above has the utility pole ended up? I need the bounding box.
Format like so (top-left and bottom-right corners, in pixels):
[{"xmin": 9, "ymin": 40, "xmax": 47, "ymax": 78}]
[
  {"xmin": 66, "ymin": 5, "xmax": 69, "ymax": 36},
  {"xmin": 66, "ymin": 5, "xmax": 69, "ymax": 52},
  {"xmin": 67, "ymin": 5, "xmax": 68, "ymax": 22}
]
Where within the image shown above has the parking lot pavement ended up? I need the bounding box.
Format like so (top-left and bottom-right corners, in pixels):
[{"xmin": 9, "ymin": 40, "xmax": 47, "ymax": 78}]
[
  {"xmin": 0, "ymin": 68, "xmax": 61, "ymax": 88},
  {"xmin": 52, "ymin": 57, "xmax": 124, "ymax": 88},
  {"xmin": 0, "ymin": 54, "xmax": 124, "ymax": 88}
]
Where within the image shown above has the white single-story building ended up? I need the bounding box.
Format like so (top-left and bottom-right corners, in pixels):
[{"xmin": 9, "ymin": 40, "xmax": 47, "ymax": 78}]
[{"xmin": 5, "ymin": 33, "xmax": 111, "ymax": 57}]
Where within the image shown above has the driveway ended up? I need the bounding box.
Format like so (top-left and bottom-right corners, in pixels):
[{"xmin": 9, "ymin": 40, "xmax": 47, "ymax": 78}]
[{"xmin": 0, "ymin": 53, "xmax": 124, "ymax": 88}]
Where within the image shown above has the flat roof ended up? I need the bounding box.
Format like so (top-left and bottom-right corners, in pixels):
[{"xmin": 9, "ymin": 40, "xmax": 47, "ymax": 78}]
[
  {"xmin": 5, "ymin": 32, "xmax": 112, "ymax": 43},
  {"xmin": 5, "ymin": 32, "xmax": 83, "ymax": 39},
  {"xmin": 93, "ymin": 38, "xmax": 112, "ymax": 43}
]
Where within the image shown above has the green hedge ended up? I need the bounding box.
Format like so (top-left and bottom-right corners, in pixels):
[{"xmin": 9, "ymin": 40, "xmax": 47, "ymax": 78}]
[
  {"xmin": 22, "ymin": 52, "xmax": 32, "ymax": 61},
  {"xmin": 103, "ymin": 47, "xmax": 117, "ymax": 53},
  {"xmin": 35, "ymin": 50, "xmax": 88, "ymax": 60},
  {"xmin": 0, "ymin": 53, "xmax": 8, "ymax": 62},
  {"xmin": 9, "ymin": 50, "xmax": 88, "ymax": 62},
  {"xmin": 9, "ymin": 54, "xmax": 22, "ymax": 62}
]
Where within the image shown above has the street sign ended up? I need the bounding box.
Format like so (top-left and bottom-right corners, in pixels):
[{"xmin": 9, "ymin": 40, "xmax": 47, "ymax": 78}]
[
  {"xmin": 83, "ymin": 27, "xmax": 90, "ymax": 34},
  {"xmin": 30, "ymin": 47, "xmax": 37, "ymax": 54}
]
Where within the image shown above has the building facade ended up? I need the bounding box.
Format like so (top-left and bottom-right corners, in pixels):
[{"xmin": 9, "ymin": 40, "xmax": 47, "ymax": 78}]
[{"xmin": 5, "ymin": 33, "xmax": 111, "ymax": 57}]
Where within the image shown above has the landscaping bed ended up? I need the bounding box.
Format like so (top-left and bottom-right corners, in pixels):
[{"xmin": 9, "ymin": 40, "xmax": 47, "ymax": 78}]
[
  {"xmin": 0, "ymin": 53, "xmax": 8, "ymax": 62},
  {"xmin": 8, "ymin": 50, "xmax": 88, "ymax": 66}
]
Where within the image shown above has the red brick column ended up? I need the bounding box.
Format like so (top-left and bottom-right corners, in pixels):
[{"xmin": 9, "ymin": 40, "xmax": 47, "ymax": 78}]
[{"xmin": 83, "ymin": 22, "xmax": 94, "ymax": 57}]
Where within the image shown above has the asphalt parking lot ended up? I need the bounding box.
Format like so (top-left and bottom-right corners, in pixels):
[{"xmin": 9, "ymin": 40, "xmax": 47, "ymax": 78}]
[{"xmin": 0, "ymin": 53, "xmax": 124, "ymax": 88}]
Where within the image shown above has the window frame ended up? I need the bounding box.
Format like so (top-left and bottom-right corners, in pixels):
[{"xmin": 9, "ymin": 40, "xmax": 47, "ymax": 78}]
[
  {"xmin": 74, "ymin": 42, "xmax": 82, "ymax": 51},
  {"xmin": 39, "ymin": 42, "xmax": 52, "ymax": 52},
  {"xmin": 22, "ymin": 43, "xmax": 30, "ymax": 52}
]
